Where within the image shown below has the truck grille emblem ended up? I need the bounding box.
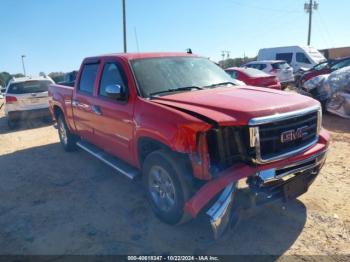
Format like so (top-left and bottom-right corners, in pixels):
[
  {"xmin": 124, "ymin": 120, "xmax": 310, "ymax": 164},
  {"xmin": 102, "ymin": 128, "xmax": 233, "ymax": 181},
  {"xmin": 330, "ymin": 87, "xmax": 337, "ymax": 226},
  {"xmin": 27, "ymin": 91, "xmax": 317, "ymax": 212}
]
[{"xmin": 281, "ymin": 126, "xmax": 309, "ymax": 143}]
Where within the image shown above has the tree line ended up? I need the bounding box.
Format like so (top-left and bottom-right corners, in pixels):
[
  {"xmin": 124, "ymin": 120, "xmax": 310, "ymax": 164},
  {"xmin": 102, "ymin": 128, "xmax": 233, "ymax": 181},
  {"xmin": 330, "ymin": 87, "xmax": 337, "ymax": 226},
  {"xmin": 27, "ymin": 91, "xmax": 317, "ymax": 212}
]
[{"xmin": 0, "ymin": 72, "xmax": 65, "ymax": 87}]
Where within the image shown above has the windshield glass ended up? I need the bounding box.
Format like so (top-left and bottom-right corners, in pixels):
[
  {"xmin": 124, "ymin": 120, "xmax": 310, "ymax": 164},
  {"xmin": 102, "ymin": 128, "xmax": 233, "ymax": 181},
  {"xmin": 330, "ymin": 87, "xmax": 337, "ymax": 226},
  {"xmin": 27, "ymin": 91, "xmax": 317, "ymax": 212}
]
[
  {"xmin": 313, "ymin": 61, "xmax": 328, "ymax": 71},
  {"xmin": 8, "ymin": 80, "xmax": 52, "ymax": 94},
  {"xmin": 131, "ymin": 57, "xmax": 234, "ymax": 97},
  {"xmin": 272, "ymin": 62, "xmax": 289, "ymax": 70}
]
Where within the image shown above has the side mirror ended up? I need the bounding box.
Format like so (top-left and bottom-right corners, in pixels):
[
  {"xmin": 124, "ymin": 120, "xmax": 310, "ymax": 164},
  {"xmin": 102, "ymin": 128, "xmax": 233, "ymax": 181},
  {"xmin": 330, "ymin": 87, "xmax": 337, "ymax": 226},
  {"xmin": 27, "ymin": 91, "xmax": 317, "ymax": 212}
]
[{"xmin": 105, "ymin": 84, "xmax": 125, "ymax": 100}]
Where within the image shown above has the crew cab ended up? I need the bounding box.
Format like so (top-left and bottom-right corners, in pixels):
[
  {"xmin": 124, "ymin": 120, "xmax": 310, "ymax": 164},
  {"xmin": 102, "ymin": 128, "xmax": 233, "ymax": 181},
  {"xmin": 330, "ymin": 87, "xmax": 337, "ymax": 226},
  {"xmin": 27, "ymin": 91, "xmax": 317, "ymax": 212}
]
[{"xmin": 49, "ymin": 53, "xmax": 330, "ymax": 238}]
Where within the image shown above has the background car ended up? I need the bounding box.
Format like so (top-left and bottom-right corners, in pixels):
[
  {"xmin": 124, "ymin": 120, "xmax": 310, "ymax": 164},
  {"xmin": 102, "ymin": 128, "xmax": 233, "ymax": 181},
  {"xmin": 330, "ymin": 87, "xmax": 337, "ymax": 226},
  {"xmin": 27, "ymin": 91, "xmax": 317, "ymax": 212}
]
[
  {"xmin": 225, "ymin": 67, "xmax": 281, "ymax": 90},
  {"xmin": 301, "ymin": 66, "xmax": 350, "ymax": 116},
  {"xmin": 4, "ymin": 76, "xmax": 54, "ymax": 128},
  {"xmin": 257, "ymin": 45, "xmax": 326, "ymax": 72},
  {"xmin": 298, "ymin": 56, "xmax": 350, "ymax": 87},
  {"xmin": 243, "ymin": 60, "xmax": 294, "ymax": 89}
]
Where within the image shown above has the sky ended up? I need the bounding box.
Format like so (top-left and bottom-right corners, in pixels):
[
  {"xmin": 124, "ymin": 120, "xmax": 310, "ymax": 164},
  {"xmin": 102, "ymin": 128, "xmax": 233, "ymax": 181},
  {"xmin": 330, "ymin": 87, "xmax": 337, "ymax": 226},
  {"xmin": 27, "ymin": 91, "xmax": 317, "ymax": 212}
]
[{"xmin": 0, "ymin": 0, "xmax": 348, "ymax": 75}]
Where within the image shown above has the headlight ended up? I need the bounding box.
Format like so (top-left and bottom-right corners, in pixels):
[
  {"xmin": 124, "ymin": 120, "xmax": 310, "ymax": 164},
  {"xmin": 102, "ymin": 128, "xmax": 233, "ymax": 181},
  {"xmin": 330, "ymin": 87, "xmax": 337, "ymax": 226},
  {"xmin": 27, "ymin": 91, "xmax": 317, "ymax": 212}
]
[{"xmin": 317, "ymin": 107, "xmax": 322, "ymax": 134}]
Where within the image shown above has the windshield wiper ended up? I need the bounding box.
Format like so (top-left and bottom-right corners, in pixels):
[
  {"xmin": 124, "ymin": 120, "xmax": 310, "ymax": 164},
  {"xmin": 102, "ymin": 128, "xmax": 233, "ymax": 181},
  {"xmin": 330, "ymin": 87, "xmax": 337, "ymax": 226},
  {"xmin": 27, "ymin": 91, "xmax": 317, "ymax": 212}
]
[
  {"xmin": 205, "ymin": 82, "xmax": 235, "ymax": 88},
  {"xmin": 149, "ymin": 86, "xmax": 204, "ymax": 97}
]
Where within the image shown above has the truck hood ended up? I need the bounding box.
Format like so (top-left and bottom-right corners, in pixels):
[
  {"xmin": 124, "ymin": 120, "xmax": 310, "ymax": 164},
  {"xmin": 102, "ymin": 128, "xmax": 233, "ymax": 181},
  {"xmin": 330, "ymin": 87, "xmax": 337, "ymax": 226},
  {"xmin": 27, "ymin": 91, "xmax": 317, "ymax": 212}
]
[{"xmin": 151, "ymin": 86, "xmax": 319, "ymax": 126}]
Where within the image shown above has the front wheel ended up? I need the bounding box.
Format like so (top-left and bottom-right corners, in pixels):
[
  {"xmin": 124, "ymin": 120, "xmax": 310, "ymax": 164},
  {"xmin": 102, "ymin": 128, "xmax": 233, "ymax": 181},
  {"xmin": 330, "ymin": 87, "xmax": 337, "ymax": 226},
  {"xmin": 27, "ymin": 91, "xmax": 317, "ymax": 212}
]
[
  {"xmin": 57, "ymin": 114, "xmax": 77, "ymax": 152},
  {"xmin": 143, "ymin": 150, "xmax": 192, "ymax": 225}
]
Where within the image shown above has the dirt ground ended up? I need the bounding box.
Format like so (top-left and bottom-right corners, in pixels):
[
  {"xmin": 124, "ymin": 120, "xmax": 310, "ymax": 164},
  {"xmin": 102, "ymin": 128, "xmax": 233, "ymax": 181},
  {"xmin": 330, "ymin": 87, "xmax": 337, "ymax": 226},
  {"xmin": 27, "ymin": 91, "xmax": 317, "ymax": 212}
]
[{"xmin": 0, "ymin": 98, "xmax": 349, "ymax": 258}]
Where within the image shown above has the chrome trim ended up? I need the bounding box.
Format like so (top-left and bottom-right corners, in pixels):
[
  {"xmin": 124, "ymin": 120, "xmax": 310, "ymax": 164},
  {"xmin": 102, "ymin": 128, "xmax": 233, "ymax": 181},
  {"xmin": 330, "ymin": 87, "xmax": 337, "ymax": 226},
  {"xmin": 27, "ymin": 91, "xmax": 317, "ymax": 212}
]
[
  {"xmin": 206, "ymin": 182, "xmax": 235, "ymax": 239},
  {"xmin": 257, "ymin": 150, "xmax": 327, "ymax": 183},
  {"xmin": 249, "ymin": 127, "xmax": 259, "ymax": 147},
  {"xmin": 249, "ymin": 105, "xmax": 321, "ymax": 164},
  {"xmin": 317, "ymin": 108, "xmax": 322, "ymax": 134},
  {"xmin": 248, "ymin": 105, "xmax": 321, "ymax": 126},
  {"xmin": 76, "ymin": 141, "xmax": 136, "ymax": 179},
  {"xmin": 254, "ymin": 137, "xmax": 319, "ymax": 164}
]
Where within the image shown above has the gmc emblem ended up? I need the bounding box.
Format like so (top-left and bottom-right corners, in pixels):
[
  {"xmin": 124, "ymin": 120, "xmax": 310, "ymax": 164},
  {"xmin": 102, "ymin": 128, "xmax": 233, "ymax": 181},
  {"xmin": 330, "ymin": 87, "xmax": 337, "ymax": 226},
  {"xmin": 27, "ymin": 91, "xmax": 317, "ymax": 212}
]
[{"xmin": 281, "ymin": 126, "xmax": 309, "ymax": 143}]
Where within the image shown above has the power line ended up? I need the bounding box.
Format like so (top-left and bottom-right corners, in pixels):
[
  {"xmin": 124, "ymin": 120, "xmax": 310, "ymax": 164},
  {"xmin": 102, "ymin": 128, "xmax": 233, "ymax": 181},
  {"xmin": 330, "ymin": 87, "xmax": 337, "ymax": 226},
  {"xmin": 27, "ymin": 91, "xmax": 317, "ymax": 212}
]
[
  {"xmin": 122, "ymin": 0, "xmax": 127, "ymax": 53},
  {"xmin": 304, "ymin": 0, "xmax": 318, "ymax": 45}
]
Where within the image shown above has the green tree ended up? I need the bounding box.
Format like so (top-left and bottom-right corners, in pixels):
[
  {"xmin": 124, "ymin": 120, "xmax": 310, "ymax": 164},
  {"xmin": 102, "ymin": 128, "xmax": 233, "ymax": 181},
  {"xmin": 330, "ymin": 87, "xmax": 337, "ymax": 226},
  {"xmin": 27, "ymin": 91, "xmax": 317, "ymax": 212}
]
[
  {"xmin": 219, "ymin": 56, "xmax": 257, "ymax": 69},
  {"xmin": 0, "ymin": 72, "xmax": 12, "ymax": 87},
  {"xmin": 48, "ymin": 72, "xmax": 65, "ymax": 83}
]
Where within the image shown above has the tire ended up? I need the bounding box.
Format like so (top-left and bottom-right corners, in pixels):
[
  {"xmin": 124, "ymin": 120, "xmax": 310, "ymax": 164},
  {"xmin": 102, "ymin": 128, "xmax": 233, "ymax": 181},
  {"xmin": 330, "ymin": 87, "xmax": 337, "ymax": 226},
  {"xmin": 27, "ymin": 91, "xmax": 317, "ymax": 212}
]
[
  {"xmin": 143, "ymin": 149, "xmax": 192, "ymax": 225},
  {"xmin": 57, "ymin": 113, "xmax": 77, "ymax": 152},
  {"xmin": 7, "ymin": 118, "xmax": 17, "ymax": 129}
]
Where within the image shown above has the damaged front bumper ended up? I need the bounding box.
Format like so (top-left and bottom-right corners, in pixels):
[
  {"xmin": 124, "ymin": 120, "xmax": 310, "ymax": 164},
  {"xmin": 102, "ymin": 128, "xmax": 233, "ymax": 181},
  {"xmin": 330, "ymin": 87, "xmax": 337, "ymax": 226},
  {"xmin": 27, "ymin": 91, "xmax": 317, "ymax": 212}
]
[
  {"xmin": 206, "ymin": 182, "xmax": 236, "ymax": 239},
  {"xmin": 185, "ymin": 129, "xmax": 330, "ymax": 239}
]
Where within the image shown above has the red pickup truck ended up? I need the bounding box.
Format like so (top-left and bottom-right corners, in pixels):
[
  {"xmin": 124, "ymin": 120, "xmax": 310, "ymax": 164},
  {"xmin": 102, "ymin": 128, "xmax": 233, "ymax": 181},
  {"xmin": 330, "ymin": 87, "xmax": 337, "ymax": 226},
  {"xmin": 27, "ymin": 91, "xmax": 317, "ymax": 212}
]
[{"xmin": 49, "ymin": 52, "xmax": 330, "ymax": 238}]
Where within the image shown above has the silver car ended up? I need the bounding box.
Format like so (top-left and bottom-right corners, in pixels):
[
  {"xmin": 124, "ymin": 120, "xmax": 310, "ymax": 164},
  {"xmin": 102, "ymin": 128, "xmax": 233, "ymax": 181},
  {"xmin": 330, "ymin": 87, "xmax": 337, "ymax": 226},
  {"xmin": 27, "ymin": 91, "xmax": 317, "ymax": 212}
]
[{"xmin": 4, "ymin": 76, "xmax": 54, "ymax": 128}]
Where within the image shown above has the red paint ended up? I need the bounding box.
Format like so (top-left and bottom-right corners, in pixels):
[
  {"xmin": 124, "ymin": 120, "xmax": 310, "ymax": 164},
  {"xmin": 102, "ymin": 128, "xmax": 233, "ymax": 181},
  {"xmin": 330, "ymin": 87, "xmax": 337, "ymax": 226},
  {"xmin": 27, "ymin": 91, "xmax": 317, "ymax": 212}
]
[
  {"xmin": 300, "ymin": 68, "xmax": 331, "ymax": 85},
  {"xmin": 48, "ymin": 52, "xmax": 330, "ymax": 216},
  {"xmin": 5, "ymin": 96, "xmax": 17, "ymax": 103},
  {"xmin": 225, "ymin": 67, "xmax": 281, "ymax": 90}
]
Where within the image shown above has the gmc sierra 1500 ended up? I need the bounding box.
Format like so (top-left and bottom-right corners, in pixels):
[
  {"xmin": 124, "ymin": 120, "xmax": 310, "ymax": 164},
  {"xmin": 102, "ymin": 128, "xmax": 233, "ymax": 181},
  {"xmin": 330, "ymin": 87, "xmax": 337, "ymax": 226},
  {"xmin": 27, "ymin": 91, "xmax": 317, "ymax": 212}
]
[{"xmin": 49, "ymin": 52, "xmax": 330, "ymax": 238}]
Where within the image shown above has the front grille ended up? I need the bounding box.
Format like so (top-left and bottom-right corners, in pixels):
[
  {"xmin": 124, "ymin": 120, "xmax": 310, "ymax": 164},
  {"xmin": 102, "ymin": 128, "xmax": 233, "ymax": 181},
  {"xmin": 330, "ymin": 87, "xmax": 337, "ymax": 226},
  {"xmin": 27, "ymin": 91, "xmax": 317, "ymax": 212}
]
[{"xmin": 258, "ymin": 111, "xmax": 318, "ymax": 160}]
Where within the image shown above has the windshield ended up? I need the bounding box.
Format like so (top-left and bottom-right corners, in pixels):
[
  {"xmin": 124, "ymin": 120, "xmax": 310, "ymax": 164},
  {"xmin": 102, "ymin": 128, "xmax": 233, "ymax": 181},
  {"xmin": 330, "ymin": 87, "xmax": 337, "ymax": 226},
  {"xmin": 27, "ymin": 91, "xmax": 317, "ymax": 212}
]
[
  {"xmin": 313, "ymin": 61, "xmax": 328, "ymax": 71},
  {"xmin": 131, "ymin": 57, "xmax": 234, "ymax": 97},
  {"xmin": 7, "ymin": 80, "xmax": 52, "ymax": 94}
]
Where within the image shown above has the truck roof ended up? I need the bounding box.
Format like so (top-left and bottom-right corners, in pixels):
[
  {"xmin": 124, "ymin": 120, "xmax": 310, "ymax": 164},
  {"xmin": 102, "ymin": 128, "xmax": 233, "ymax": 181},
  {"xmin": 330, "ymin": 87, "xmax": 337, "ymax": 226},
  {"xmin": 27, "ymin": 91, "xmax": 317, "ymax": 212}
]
[{"xmin": 86, "ymin": 52, "xmax": 197, "ymax": 61}]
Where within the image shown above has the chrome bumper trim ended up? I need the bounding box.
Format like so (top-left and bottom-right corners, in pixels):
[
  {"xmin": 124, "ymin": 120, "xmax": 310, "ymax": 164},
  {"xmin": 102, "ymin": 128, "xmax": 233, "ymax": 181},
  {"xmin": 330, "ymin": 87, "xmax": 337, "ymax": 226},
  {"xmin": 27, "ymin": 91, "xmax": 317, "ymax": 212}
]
[
  {"xmin": 248, "ymin": 105, "xmax": 321, "ymax": 126},
  {"xmin": 257, "ymin": 150, "xmax": 327, "ymax": 183},
  {"xmin": 206, "ymin": 182, "xmax": 236, "ymax": 239}
]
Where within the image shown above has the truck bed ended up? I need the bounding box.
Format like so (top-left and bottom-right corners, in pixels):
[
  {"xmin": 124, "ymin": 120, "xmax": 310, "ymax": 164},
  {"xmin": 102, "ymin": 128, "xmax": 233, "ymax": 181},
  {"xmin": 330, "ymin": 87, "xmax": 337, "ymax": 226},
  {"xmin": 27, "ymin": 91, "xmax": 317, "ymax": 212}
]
[{"xmin": 48, "ymin": 83, "xmax": 75, "ymax": 130}]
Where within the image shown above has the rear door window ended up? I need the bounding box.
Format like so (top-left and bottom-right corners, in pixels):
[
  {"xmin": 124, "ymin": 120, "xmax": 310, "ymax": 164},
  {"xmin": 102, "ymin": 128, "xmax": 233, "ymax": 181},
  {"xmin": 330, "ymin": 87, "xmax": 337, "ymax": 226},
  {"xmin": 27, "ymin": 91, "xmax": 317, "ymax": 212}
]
[
  {"xmin": 78, "ymin": 63, "xmax": 99, "ymax": 94},
  {"xmin": 226, "ymin": 70, "xmax": 237, "ymax": 79},
  {"xmin": 276, "ymin": 53, "xmax": 293, "ymax": 64},
  {"xmin": 296, "ymin": 52, "xmax": 311, "ymax": 64},
  {"xmin": 7, "ymin": 80, "xmax": 52, "ymax": 94},
  {"xmin": 272, "ymin": 62, "xmax": 289, "ymax": 70}
]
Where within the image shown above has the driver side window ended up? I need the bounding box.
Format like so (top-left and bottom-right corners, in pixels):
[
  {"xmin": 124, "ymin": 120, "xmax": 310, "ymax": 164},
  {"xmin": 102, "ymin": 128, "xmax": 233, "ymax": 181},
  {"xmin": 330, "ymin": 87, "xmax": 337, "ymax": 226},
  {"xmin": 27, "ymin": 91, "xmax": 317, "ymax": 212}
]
[{"xmin": 99, "ymin": 62, "xmax": 126, "ymax": 97}]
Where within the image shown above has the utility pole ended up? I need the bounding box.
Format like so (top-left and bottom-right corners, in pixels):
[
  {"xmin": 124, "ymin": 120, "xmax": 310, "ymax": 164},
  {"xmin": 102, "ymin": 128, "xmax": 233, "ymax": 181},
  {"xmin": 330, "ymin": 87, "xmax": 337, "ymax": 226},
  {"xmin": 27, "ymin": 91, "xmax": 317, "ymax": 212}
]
[
  {"xmin": 21, "ymin": 55, "xmax": 26, "ymax": 76},
  {"xmin": 122, "ymin": 0, "xmax": 127, "ymax": 53},
  {"xmin": 304, "ymin": 0, "xmax": 318, "ymax": 46}
]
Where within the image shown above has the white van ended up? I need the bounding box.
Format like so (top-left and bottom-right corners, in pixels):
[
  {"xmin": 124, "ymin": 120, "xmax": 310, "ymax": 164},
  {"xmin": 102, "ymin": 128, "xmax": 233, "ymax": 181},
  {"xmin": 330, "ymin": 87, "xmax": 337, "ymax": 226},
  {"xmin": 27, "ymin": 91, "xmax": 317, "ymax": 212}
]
[{"xmin": 257, "ymin": 46, "xmax": 326, "ymax": 72}]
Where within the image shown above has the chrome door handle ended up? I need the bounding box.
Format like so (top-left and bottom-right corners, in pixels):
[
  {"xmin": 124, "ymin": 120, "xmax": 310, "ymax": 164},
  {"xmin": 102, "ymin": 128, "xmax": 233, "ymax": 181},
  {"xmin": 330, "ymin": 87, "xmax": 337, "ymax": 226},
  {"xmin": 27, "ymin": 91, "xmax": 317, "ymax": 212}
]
[
  {"xmin": 92, "ymin": 105, "xmax": 102, "ymax": 115},
  {"xmin": 72, "ymin": 99, "xmax": 79, "ymax": 107}
]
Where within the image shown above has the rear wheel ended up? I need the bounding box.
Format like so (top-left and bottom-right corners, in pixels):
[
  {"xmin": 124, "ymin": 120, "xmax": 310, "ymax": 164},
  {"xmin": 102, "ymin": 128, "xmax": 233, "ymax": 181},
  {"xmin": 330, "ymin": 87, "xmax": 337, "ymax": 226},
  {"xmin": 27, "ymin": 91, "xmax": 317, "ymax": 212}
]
[
  {"xmin": 7, "ymin": 118, "xmax": 17, "ymax": 129},
  {"xmin": 143, "ymin": 150, "xmax": 192, "ymax": 225},
  {"xmin": 57, "ymin": 114, "xmax": 77, "ymax": 152}
]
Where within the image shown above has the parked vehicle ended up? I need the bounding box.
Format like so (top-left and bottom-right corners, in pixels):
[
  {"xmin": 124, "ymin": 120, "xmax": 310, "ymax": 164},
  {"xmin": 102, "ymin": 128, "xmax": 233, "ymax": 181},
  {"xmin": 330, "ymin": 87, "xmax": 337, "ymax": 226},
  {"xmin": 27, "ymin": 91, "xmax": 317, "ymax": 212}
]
[
  {"xmin": 301, "ymin": 66, "xmax": 350, "ymax": 118},
  {"xmin": 326, "ymin": 67, "xmax": 350, "ymax": 119},
  {"xmin": 298, "ymin": 56, "xmax": 350, "ymax": 87},
  {"xmin": 257, "ymin": 46, "xmax": 326, "ymax": 72},
  {"xmin": 49, "ymin": 52, "xmax": 329, "ymax": 239},
  {"xmin": 243, "ymin": 60, "xmax": 294, "ymax": 88},
  {"xmin": 225, "ymin": 67, "xmax": 281, "ymax": 90},
  {"xmin": 4, "ymin": 76, "xmax": 54, "ymax": 128}
]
